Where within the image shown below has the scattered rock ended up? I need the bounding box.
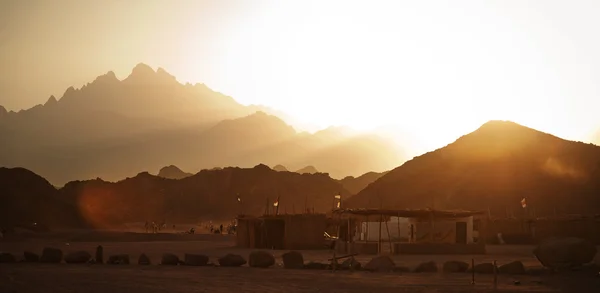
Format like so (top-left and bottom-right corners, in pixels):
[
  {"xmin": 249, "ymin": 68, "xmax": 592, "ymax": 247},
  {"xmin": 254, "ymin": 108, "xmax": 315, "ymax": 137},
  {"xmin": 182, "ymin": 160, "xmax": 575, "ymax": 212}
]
[
  {"xmin": 304, "ymin": 262, "xmax": 328, "ymax": 270},
  {"xmin": 499, "ymin": 261, "xmax": 526, "ymax": 275},
  {"xmin": 249, "ymin": 251, "xmax": 275, "ymax": 268},
  {"xmin": 340, "ymin": 258, "xmax": 362, "ymax": 270},
  {"xmin": 415, "ymin": 261, "xmax": 438, "ymax": 273},
  {"xmin": 23, "ymin": 251, "xmax": 39, "ymax": 262},
  {"xmin": 65, "ymin": 251, "xmax": 92, "ymax": 264},
  {"xmin": 184, "ymin": 254, "xmax": 209, "ymax": 266},
  {"xmin": 471, "ymin": 263, "xmax": 496, "ymax": 274},
  {"xmin": 218, "ymin": 254, "xmax": 246, "ymax": 267},
  {"xmin": 161, "ymin": 253, "xmax": 179, "ymax": 265},
  {"xmin": 364, "ymin": 256, "xmax": 395, "ymax": 272},
  {"xmin": 95, "ymin": 245, "xmax": 104, "ymax": 264},
  {"xmin": 107, "ymin": 254, "xmax": 130, "ymax": 265},
  {"xmin": 534, "ymin": 237, "xmax": 597, "ymax": 270},
  {"xmin": 443, "ymin": 261, "xmax": 469, "ymax": 273},
  {"xmin": 0, "ymin": 252, "xmax": 16, "ymax": 263},
  {"xmin": 40, "ymin": 247, "xmax": 63, "ymax": 263},
  {"xmin": 282, "ymin": 251, "xmax": 304, "ymax": 269},
  {"xmin": 138, "ymin": 254, "xmax": 151, "ymax": 265}
]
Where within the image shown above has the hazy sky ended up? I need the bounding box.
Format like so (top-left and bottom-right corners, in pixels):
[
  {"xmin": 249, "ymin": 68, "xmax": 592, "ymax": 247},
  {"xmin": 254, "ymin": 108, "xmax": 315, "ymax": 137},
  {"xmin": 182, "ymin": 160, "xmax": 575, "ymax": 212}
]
[{"xmin": 2, "ymin": 0, "xmax": 600, "ymax": 152}]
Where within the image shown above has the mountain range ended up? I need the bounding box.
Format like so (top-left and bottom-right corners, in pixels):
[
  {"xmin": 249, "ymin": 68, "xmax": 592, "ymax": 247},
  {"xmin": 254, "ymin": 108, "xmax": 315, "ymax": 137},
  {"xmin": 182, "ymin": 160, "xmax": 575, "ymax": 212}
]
[
  {"xmin": 2, "ymin": 120, "xmax": 600, "ymax": 229},
  {"xmin": 0, "ymin": 63, "xmax": 405, "ymax": 186},
  {"xmin": 0, "ymin": 164, "xmax": 352, "ymax": 228},
  {"xmin": 346, "ymin": 121, "xmax": 600, "ymax": 217}
]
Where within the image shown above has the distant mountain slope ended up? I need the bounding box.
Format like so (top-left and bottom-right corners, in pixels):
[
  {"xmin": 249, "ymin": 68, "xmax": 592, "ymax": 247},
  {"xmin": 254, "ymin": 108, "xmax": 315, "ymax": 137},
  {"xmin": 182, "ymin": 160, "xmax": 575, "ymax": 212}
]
[
  {"xmin": 157, "ymin": 165, "xmax": 193, "ymax": 180},
  {"xmin": 0, "ymin": 64, "xmax": 405, "ymax": 185},
  {"xmin": 272, "ymin": 165, "xmax": 289, "ymax": 172},
  {"xmin": 58, "ymin": 164, "xmax": 351, "ymax": 227},
  {"xmin": 296, "ymin": 166, "xmax": 319, "ymax": 174},
  {"xmin": 0, "ymin": 167, "xmax": 84, "ymax": 229},
  {"xmin": 339, "ymin": 171, "xmax": 389, "ymax": 195},
  {"xmin": 346, "ymin": 121, "xmax": 600, "ymax": 217}
]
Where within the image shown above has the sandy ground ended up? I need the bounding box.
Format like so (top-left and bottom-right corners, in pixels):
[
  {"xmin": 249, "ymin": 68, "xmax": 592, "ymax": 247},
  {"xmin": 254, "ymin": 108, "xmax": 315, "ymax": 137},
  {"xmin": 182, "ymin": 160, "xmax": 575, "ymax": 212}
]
[{"xmin": 1, "ymin": 231, "xmax": 599, "ymax": 293}]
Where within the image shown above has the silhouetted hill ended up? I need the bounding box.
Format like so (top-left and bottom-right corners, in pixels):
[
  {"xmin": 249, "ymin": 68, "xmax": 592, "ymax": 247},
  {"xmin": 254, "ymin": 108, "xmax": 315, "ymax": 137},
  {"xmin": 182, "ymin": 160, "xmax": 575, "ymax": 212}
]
[
  {"xmin": 339, "ymin": 171, "xmax": 389, "ymax": 195},
  {"xmin": 296, "ymin": 166, "xmax": 319, "ymax": 174},
  {"xmin": 58, "ymin": 164, "xmax": 351, "ymax": 227},
  {"xmin": 157, "ymin": 165, "xmax": 193, "ymax": 180},
  {"xmin": 272, "ymin": 165, "xmax": 289, "ymax": 172},
  {"xmin": 346, "ymin": 121, "xmax": 600, "ymax": 217},
  {"xmin": 0, "ymin": 167, "xmax": 84, "ymax": 229},
  {"xmin": 0, "ymin": 64, "xmax": 405, "ymax": 185}
]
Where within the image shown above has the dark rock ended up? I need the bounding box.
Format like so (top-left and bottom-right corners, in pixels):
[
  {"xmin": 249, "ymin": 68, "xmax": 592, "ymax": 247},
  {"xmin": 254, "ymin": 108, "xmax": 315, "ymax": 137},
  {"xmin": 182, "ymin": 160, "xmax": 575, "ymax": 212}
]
[
  {"xmin": 138, "ymin": 254, "xmax": 151, "ymax": 265},
  {"xmin": 415, "ymin": 261, "xmax": 438, "ymax": 273},
  {"xmin": 218, "ymin": 254, "xmax": 246, "ymax": 267},
  {"xmin": 40, "ymin": 247, "xmax": 63, "ymax": 263},
  {"xmin": 65, "ymin": 251, "xmax": 92, "ymax": 264},
  {"xmin": 282, "ymin": 251, "xmax": 304, "ymax": 269},
  {"xmin": 499, "ymin": 261, "xmax": 526, "ymax": 275},
  {"xmin": 364, "ymin": 256, "xmax": 395, "ymax": 272},
  {"xmin": 23, "ymin": 251, "xmax": 39, "ymax": 262},
  {"xmin": 95, "ymin": 245, "xmax": 104, "ymax": 264},
  {"xmin": 107, "ymin": 254, "xmax": 130, "ymax": 265},
  {"xmin": 534, "ymin": 237, "xmax": 597, "ymax": 270},
  {"xmin": 443, "ymin": 261, "xmax": 469, "ymax": 273},
  {"xmin": 184, "ymin": 254, "xmax": 209, "ymax": 266},
  {"xmin": 0, "ymin": 252, "xmax": 16, "ymax": 263},
  {"xmin": 249, "ymin": 251, "xmax": 275, "ymax": 268},
  {"xmin": 304, "ymin": 262, "xmax": 328, "ymax": 270},
  {"xmin": 340, "ymin": 258, "xmax": 362, "ymax": 270},
  {"xmin": 161, "ymin": 253, "xmax": 179, "ymax": 265}
]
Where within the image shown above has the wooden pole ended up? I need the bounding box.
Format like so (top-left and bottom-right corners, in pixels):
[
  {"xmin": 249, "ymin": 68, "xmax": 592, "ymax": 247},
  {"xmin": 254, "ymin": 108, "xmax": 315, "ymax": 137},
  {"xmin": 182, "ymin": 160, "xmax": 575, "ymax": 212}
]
[
  {"xmin": 471, "ymin": 258, "xmax": 475, "ymax": 285},
  {"xmin": 396, "ymin": 213, "xmax": 401, "ymax": 242},
  {"xmin": 378, "ymin": 213, "xmax": 383, "ymax": 254},
  {"xmin": 385, "ymin": 218, "xmax": 393, "ymax": 253},
  {"xmin": 493, "ymin": 260, "xmax": 498, "ymax": 288},
  {"xmin": 365, "ymin": 215, "xmax": 369, "ymax": 243}
]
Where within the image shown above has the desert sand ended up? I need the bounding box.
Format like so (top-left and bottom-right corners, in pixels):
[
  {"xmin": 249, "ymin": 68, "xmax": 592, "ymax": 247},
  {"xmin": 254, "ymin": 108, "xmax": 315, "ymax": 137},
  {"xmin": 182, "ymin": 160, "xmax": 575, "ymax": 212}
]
[{"xmin": 1, "ymin": 231, "xmax": 599, "ymax": 293}]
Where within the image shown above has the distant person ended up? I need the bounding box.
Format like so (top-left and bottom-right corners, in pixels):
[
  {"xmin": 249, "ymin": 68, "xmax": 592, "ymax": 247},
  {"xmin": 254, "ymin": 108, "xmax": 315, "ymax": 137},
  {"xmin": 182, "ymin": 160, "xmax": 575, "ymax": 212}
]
[{"xmin": 219, "ymin": 224, "xmax": 223, "ymax": 234}]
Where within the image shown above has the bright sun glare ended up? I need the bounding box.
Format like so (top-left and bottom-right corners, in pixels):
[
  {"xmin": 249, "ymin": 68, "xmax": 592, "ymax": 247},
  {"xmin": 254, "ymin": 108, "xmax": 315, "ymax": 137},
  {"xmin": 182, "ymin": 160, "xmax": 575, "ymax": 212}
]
[{"xmin": 176, "ymin": 1, "xmax": 600, "ymax": 154}]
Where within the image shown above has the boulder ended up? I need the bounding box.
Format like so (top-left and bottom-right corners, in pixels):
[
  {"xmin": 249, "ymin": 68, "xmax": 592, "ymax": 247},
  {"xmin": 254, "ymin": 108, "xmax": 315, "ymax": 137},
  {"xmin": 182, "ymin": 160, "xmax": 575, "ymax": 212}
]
[
  {"xmin": 95, "ymin": 245, "xmax": 104, "ymax": 264},
  {"xmin": 0, "ymin": 252, "xmax": 16, "ymax": 263},
  {"xmin": 364, "ymin": 256, "xmax": 395, "ymax": 272},
  {"xmin": 470, "ymin": 263, "xmax": 496, "ymax": 274},
  {"xmin": 443, "ymin": 261, "xmax": 469, "ymax": 273},
  {"xmin": 65, "ymin": 251, "xmax": 92, "ymax": 264},
  {"xmin": 414, "ymin": 261, "xmax": 438, "ymax": 273},
  {"xmin": 184, "ymin": 254, "xmax": 209, "ymax": 266},
  {"xmin": 23, "ymin": 251, "xmax": 39, "ymax": 262},
  {"xmin": 161, "ymin": 253, "xmax": 179, "ymax": 265},
  {"xmin": 249, "ymin": 251, "xmax": 275, "ymax": 268},
  {"xmin": 282, "ymin": 251, "xmax": 304, "ymax": 269},
  {"xmin": 218, "ymin": 254, "xmax": 246, "ymax": 267},
  {"xmin": 107, "ymin": 254, "xmax": 130, "ymax": 265},
  {"xmin": 40, "ymin": 247, "xmax": 63, "ymax": 263},
  {"xmin": 499, "ymin": 261, "xmax": 526, "ymax": 275},
  {"xmin": 138, "ymin": 254, "xmax": 151, "ymax": 265},
  {"xmin": 340, "ymin": 258, "xmax": 362, "ymax": 270},
  {"xmin": 304, "ymin": 262, "xmax": 328, "ymax": 270},
  {"xmin": 533, "ymin": 237, "xmax": 597, "ymax": 270}
]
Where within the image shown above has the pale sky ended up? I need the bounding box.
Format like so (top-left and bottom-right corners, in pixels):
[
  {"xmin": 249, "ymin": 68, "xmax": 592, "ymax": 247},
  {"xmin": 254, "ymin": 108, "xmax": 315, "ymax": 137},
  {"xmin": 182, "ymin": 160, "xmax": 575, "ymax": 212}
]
[{"xmin": 1, "ymin": 0, "xmax": 600, "ymax": 154}]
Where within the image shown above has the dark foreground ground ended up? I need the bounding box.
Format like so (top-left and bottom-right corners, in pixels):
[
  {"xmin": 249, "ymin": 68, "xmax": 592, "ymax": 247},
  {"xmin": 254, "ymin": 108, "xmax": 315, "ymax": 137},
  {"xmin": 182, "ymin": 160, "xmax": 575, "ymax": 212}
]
[{"xmin": 1, "ymin": 231, "xmax": 599, "ymax": 293}]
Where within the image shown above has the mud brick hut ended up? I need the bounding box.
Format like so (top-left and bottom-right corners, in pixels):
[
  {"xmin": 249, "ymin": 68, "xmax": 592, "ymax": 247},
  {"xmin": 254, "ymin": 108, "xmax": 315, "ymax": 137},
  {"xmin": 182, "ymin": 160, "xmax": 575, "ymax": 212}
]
[{"xmin": 236, "ymin": 214, "xmax": 327, "ymax": 250}]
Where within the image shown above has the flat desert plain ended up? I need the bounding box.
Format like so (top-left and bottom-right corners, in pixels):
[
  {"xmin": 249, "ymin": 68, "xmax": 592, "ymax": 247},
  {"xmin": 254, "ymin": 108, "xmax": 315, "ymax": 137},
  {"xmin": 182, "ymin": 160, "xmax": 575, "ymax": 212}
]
[{"xmin": 1, "ymin": 231, "xmax": 599, "ymax": 293}]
